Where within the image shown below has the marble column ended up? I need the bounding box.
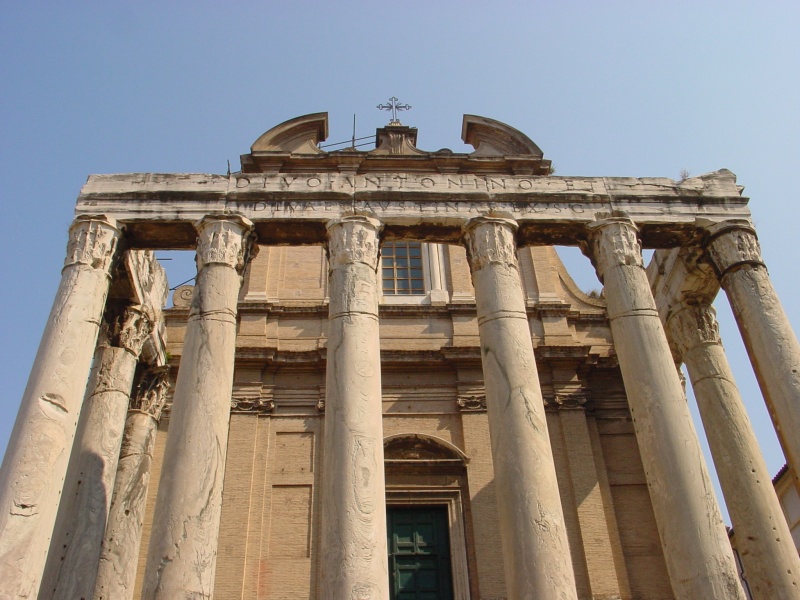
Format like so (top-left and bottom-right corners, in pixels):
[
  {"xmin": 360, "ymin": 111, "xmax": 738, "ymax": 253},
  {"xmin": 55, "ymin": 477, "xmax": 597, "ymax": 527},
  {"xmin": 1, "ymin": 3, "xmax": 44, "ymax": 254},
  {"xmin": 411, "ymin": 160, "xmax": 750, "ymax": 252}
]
[
  {"xmin": 319, "ymin": 216, "xmax": 389, "ymax": 600},
  {"xmin": 583, "ymin": 217, "xmax": 744, "ymax": 600},
  {"xmin": 94, "ymin": 366, "xmax": 169, "ymax": 600},
  {"xmin": 668, "ymin": 303, "xmax": 800, "ymax": 599},
  {"xmin": 41, "ymin": 306, "xmax": 152, "ymax": 600},
  {"xmin": 0, "ymin": 215, "xmax": 121, "ymax": 600},
  {"xmin": 706, "ymin": 222, "xmax": 800, "ymax": 482},
  {"xmin": 462, "ymin": 216, "xmax": 577, "ymax": 600},
  {"xmin": 142, "ymin": 215, "xmax": 255, "ymax": 599}
]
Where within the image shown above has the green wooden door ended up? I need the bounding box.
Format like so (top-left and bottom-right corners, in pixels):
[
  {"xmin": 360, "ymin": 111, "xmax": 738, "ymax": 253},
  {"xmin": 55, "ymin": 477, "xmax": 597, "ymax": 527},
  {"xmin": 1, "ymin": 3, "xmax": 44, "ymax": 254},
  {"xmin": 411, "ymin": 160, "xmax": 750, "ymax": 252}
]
[{"xmin": 387, "ymin": 506, "xmax": 453, "ymax": 600}]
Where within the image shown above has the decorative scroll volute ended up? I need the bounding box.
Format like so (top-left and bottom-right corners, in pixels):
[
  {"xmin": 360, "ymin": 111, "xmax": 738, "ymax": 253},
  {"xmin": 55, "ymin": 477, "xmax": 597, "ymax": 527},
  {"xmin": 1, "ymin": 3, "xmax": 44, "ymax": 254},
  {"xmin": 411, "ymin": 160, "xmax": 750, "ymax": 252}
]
[
  {"xmin": 706, "ymin": 225, "xmax": 764, "ymax": 278},
  {"xmin": 667, "ymin": 304, "xmax": 721, "ymax": 359},
  {"xmin": 583, "ymin": 218, "xmax": 642, "ymax": 282},
  {"xmin": 325, "ymin": 216, "xmax": 382, "ymax": 270},
  {"xmin": 64, "ymin": 216, "xmax": 121, "ymax": 272},
  {"xmin": 195, "ymin": 215, "xmax": 256, "ymax": 273},
  {"xmin": 462, "ymin": 217, "xmax": 519, "ymax": 273},
  {"xmin": 130, "ymin": 366, "xmax": 170, "ymax": 420}
]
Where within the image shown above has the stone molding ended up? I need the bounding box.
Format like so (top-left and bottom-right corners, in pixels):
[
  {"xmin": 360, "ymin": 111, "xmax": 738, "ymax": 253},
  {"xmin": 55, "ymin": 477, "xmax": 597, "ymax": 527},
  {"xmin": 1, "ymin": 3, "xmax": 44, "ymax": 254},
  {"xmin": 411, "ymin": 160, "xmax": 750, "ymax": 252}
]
[
  {"xmin": 705, "ymin": 223, "xmax": 765, "ymax": 279},
  {"xmin": 129, "ymin": 366, "xmax": 170, "ymax": 420},
  {"xmin": 325, "ymin": 215, "xmax": 382, "ymax": 270},
  {"xmin": 462, "ymin": 216, "xmax": 519, "ymax": 272},
  {"xmin": 667, "ymin": 304, "xmax": 721, "ymax": 359},
  {"xmin": 64, "ymin": 215, "xmax": 121, "ymax": 272},
  {"xmin": 583, "ymin": 217, "xmax": 642, "ymax": 282},
  {"xmin": 195, "ymin": 215, "xmax": 256, "ymax": 273}
]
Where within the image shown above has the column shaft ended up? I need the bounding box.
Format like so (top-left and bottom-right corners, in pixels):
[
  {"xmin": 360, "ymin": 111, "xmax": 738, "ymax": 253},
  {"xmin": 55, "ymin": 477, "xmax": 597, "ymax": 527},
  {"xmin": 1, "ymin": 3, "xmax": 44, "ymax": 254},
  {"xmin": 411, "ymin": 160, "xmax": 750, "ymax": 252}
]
[
  {"xmin": 463, "ymin": 217, "xmax": 577, "ymax": 600},
  {"xmin": 668, "ymin": 304, "xmax": 800, "ymax": 599},
  {"xmin": 707, "ymin": 224, "xmax": 800, "ymax": 482},
  {"xmin": 0, "ymin": 216, "xmax": 121, "ymax": 600},
  {"xmin": 142, "ymin": 216, "xmax": 254, "ymax": 599},
  {"xmin": 95, "ymin": 367, "xmax": 169, "ymax": 600},
  {"xmin": 319, "ymin": 216, "xmax": 389, "ymax": 600},
  {"xmin": 584, "ymin": 218, "xmax": 744, "ymax": 599},
  {"xmin": 42, "ymin": 306, "xmax": 150, "ymax": 600}
]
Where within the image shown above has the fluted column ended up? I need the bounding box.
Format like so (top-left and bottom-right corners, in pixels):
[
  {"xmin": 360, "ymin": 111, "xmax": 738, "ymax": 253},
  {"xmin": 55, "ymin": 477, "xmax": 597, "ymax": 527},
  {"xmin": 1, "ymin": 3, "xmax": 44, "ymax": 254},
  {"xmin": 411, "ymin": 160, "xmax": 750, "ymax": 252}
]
[
  {"xmin": 0, "ymin": 216, "xmax": 121, "ymax": 600},
  {"xmin": 41, "ymin": 306, "xmax": 152, "ymax": 600},
  {"xmin": 706, "ymin": 222, "xmax": 800, "ymax": 482},
  {"xmin": 319, "ymin": 216, "xmax": 389, "ymax": 600},
  {"xmin": 668, "ymin": 303, "xmax": 800, "ymax": 599},
  {"xmin": 462, "ymin": 216, "xmax": 577, "ymax": 600},
  {"xmin": 142, "ymin": 215, "xmax": 255, "ymax": 599},
  {"xmin": 94, "ymin": 366, "xmax": 169, "ymax": 600},
  {"xmin": 583, "ymin": 217, "xmax": 744, "ymax": 600}
]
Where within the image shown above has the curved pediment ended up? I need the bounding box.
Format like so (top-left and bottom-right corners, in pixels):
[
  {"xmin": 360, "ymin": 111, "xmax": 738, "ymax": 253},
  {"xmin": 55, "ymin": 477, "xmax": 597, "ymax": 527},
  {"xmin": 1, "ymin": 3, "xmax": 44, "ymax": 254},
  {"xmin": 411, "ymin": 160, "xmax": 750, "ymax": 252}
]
[
  {"xmin": 250, "ymin": 112, "xmax": 328, "ymax": 154},
  {"xmin": 384, "ymin": 434, "xmax": 466, "ymax": 461},
  {"xmin": 462, "ymin": 114, "xmax": 543, "ymax": 157}
]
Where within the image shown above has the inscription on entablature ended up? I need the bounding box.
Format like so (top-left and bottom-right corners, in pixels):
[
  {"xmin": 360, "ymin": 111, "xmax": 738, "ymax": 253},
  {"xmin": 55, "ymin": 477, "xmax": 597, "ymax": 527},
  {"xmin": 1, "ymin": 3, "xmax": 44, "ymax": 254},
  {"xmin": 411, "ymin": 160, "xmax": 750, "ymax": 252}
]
[
  {"xmin": 232, "ymin": 173, "xmax": 606, "ymax": 195},
  {"xmin": 234, "ymin": 199, "xmax": 589, "ymax": 217}
]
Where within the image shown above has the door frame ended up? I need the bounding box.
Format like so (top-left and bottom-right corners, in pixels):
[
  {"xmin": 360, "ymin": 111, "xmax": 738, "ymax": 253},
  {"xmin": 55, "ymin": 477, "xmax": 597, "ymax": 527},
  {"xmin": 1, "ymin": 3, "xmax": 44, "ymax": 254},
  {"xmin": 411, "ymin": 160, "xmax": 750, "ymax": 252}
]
[{"xmin": 386, "ymin": 489, "xmax": 471, "ymax": 600}]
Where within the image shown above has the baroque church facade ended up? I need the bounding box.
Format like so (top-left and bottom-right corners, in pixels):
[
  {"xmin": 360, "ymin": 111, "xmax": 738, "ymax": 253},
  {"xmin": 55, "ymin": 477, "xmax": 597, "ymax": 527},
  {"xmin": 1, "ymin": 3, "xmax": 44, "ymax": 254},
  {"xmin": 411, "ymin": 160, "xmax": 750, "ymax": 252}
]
[{"xmin": 1, "ymin": 112, "xmax": 799, "ymax": 600}]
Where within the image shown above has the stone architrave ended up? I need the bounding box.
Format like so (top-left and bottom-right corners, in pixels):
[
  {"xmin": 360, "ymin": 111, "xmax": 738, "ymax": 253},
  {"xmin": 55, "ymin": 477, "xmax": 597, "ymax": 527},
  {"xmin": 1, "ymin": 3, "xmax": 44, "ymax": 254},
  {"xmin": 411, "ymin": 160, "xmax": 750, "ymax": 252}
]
[
  {"xmin": 583, "ymin": 217, "xmax": 745, "ymax": 600},
  {"xmin": 319, "ymin": 216, "xmax": 390, "ymax": 600},
  {"xmin": 40, "ymin": 306, "xmax": 152, "ymax": 600},
  {"xmin": 0, "ymin": 216, "xmax": 121, "ymax": 600},
  {"xmin": 94, "ymin": 366, "xmax": 169, "ymax": 600},
  {"xmin": 142, "ymin": 215, "xmax": 255, "ymax": 599},
  {"xmin": 462, "ymin": 216, "xmax": 578, "ymax": 600},
  {"xmin": 706, "ymin": 222, "xmax": 800, "ymax": 483},
  {"xmin": 668, "ymin": 303, "xmax": 800, "ymax": 599}
]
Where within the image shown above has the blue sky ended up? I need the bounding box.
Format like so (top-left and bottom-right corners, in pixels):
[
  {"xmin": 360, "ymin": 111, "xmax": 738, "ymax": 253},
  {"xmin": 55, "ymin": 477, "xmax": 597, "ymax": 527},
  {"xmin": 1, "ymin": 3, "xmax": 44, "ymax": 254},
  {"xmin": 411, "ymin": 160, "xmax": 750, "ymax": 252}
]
[{"xmin": 1, "ymin": 2, "xmax": 798, "ymax": 524}]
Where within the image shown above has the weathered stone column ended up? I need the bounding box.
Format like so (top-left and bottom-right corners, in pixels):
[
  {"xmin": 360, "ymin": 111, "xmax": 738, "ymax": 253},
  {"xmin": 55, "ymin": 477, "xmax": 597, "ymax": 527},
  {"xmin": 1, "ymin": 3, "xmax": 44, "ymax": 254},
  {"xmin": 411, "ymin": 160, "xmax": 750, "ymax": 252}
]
[
  {"xmin": 706, "ymin": 222, "xmax": 800, "ymax": 481},
  {"xmin": 319, "ymin": 216, "xmax": 389, "ymax": 600},
  {"xmin": 462, "ymin": 216, "xmax": 578, "ymax": 600},
  {"xmin": 583, "ymin": 217, "xmax": 744, "ymax": 599},
  {"xmin": 40, "ymin": 306, "xmax": 152, "ymax": 600},
  {"xmin": 668, "ymin": 303, "xmax": 800, "ymax": 599},
  {"xmin": 94, "ymin": 366, "xmax": 169, "ymax": 600},
  {"xmin": 0, "ymin": 215, "xmax": 121, "ymax": 600},
  {"xmin": 142, "ymin": 215, "xmax": 255, "ymax": 599}
]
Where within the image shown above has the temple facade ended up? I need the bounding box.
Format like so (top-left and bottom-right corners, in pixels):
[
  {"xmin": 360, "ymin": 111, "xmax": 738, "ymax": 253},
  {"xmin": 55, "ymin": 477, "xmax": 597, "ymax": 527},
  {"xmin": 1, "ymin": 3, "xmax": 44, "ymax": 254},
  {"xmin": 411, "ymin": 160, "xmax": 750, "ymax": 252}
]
[{"xmin": 0, "ymin": 113, "xmax": 798, "ymax": 600}]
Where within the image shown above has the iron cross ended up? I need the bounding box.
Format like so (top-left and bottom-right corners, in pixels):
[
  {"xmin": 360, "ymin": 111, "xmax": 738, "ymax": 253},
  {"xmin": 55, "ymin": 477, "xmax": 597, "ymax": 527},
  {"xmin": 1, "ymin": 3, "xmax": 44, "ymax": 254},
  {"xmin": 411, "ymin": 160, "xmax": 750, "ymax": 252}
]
[{"xmin": 377, "ymin": 97, "xmax": 411, "ymax": 124}]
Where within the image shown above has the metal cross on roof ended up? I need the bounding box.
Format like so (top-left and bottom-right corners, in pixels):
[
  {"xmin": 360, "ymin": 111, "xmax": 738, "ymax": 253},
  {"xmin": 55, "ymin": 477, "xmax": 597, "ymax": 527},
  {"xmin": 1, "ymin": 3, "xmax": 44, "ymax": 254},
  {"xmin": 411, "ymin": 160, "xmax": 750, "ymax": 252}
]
[{"xmin": 377, "ymin": 97, "xmax": 411, "ymax": 124}]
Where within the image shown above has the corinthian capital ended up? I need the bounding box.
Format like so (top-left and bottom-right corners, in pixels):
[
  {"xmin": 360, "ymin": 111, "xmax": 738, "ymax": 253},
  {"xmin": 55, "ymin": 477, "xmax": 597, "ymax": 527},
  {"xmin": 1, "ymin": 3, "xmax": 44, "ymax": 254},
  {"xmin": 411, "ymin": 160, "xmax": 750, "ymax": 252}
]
[
  {"xmin": 325, "ymin": 216, "xmax": 382, "ymax": 270},
  {"xmin": 112, "ymin": 306, "xmax": 153, "ymax": 356},
  {"xmin": 462, "ymin": 216, "xmax": 519, "ymax": 272},
  {"xmin": 64, "ymin": 215, "xmax": 122, "ymax": 272},
  {"xmin": 667, "ymin": 304, "xmax": 721, "ymax": 359},
  {"xmin": 705, "ymin": 222, "xmax": 764, "ymax": 279},
  {"xmin": 130, "ymin": 366, "xmax": 170, "ymax": 420},
  {"xmin": 582, "ymin": 217, "xmax": 642, "ymax": 282},
  {"xmin": 195, "ymin": 215, "xmax": 256, "ymax": 273}
]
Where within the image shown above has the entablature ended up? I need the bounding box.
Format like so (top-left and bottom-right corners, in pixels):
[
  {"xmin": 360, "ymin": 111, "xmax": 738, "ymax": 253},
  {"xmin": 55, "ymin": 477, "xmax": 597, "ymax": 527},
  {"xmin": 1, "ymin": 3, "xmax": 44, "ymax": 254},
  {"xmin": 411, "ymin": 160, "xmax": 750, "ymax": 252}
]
[{"xmin": 77, "ymin": 169, "xmax": 750, "ymax": 249}]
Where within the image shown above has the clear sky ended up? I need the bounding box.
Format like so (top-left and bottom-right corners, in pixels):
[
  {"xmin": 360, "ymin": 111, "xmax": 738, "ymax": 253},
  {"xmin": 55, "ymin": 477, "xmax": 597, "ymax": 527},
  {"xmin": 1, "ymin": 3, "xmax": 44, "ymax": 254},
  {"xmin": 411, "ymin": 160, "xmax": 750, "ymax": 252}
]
[{"xmin": 1, "ymin": 2, "xmax": 798, "ymax": 524}]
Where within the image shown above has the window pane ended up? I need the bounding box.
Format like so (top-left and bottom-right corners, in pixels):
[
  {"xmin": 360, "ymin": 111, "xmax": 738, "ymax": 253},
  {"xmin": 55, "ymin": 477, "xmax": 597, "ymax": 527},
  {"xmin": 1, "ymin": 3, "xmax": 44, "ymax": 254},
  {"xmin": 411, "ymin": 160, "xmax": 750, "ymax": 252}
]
[
  {"xmin": 410, "ymin": 269, "xmax": 423, "ymax": 278},
  {"xmin": 396, "ymin": 258, "xmax": 408, "ymax": 267},
  {"xmin": 409, "ymin": 245, "xmax": 422, "ymax": 257},
  {"xmin": 382, "ymin": 241, "xmax": 426, "ymax": 296},
  {"xmin": 410, "ymin": 258, "xmax": 422, "ymax": 267},
  {"xmin": 396, "ymin": 246, "xmax": 407, "ymax": 257}
]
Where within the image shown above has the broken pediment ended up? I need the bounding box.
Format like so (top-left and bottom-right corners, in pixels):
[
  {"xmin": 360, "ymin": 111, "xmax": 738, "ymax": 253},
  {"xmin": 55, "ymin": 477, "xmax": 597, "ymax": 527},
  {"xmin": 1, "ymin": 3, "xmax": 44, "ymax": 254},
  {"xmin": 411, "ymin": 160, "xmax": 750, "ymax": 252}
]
[
  {"xmin": 462, "ymin": 114, "xmax": 544, "ymax": 157},
  {"xmin": 250, "ymin": 112, "xmax": 328, "ymax": 155}
]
